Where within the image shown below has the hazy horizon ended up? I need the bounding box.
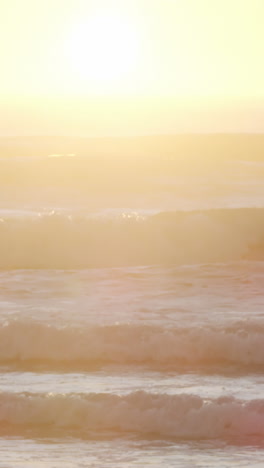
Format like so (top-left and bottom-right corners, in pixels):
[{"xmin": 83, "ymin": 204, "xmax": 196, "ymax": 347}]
[
  {"xmin": 2, "ymin": 96, "xmax": 264, "ymax": 137},
  {"xmin": 1, "ymin": 0, "xmax": 264, "ymax": 136}
]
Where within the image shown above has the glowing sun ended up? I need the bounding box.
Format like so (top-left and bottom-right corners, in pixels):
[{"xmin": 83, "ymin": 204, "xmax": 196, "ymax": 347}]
[{"xmin": 66, "ymin": 10, "xmax": 141, "ymax": 89}]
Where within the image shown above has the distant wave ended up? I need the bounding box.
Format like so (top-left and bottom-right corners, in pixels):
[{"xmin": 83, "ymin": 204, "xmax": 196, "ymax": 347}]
[
  {"xmin": 0, "ymin": 390, "xmax": 264, "ymax": 441},
  {"xmin": 1, "ymin": 320, "xmax": 264, "ymax": 371},
  {"xmin": 0, "ymin": 208, "xmax": 264, "ymax": 268}
]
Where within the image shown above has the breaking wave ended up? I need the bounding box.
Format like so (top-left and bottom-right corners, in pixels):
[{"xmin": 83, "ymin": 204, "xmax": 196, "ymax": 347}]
[
  {"xmin": 0, "ymin": 207, "xmax": 264, "ymax": 268},
  {"xmin": 1, "ymin": 320, "xmax": 264, "ymax": 371},
  {"xmin": 0, "ymin": 390, "xmax": 264, "ymax": 441}
]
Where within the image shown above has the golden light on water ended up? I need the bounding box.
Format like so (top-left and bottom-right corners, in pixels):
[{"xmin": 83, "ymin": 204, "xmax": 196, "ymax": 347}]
[{"xmin": 0, "ymin": 2, "xmax": 264, "ymax": 460}]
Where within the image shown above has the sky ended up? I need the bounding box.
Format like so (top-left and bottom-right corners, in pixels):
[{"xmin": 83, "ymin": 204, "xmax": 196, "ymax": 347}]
[{"xmin": 1, "ymin": 0, "xmax": 263, "ymax": 135}]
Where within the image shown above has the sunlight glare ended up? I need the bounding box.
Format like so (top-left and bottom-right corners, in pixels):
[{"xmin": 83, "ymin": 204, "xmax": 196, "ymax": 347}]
[{"xmin": 66, "ymin": 10, "xmax": 141, "ymax": 91}]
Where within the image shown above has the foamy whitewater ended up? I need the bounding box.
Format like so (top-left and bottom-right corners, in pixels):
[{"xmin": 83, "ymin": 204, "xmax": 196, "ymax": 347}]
[{"xmin": 1, "ymin": 153, "xmax": 264, "ymax": 467}]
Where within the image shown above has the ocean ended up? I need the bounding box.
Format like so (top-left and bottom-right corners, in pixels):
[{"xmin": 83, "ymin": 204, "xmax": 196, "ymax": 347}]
[{"xmin": 1, "ymin": 144, "xmax": 264, "ymax": 467}]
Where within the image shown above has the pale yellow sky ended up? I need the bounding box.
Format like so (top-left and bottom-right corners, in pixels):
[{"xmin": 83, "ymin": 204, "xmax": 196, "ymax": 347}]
[{"xmin": 1, "ymin": 0, "xmax": 263, "ymax": 134}]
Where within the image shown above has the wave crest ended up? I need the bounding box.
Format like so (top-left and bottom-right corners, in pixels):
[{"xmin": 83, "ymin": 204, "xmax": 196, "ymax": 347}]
[
  {"xmin": 1, "ymin": 320, "xmax": 264, "ymax": 371},
  {"xmin": 1, "ymin": 208, "xmax": 264, "ymax": 268},
  {"xmin": 0, "ymin": 390, "xmax": 264, "ymax": 441}
]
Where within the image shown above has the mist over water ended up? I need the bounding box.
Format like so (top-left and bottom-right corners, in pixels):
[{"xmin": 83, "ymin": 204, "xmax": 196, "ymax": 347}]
[{"xmin": 1, "ymin": 137, "xmax": 264, "ymax": 466}]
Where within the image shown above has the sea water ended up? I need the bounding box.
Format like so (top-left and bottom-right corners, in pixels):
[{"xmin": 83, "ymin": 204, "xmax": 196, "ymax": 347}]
[{"xmin": 0, "ymin": 154, "xmax": 264, "ymax": 467}]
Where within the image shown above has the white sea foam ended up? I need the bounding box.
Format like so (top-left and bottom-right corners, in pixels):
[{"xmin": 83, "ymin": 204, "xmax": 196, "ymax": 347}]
[
  {"xmin": 1, "ymin": 320, "xmax": 263, "ymax": 370},
  {"xmin": 0, "ymin": 390, "xmax": 264, "ymax": 441}
]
